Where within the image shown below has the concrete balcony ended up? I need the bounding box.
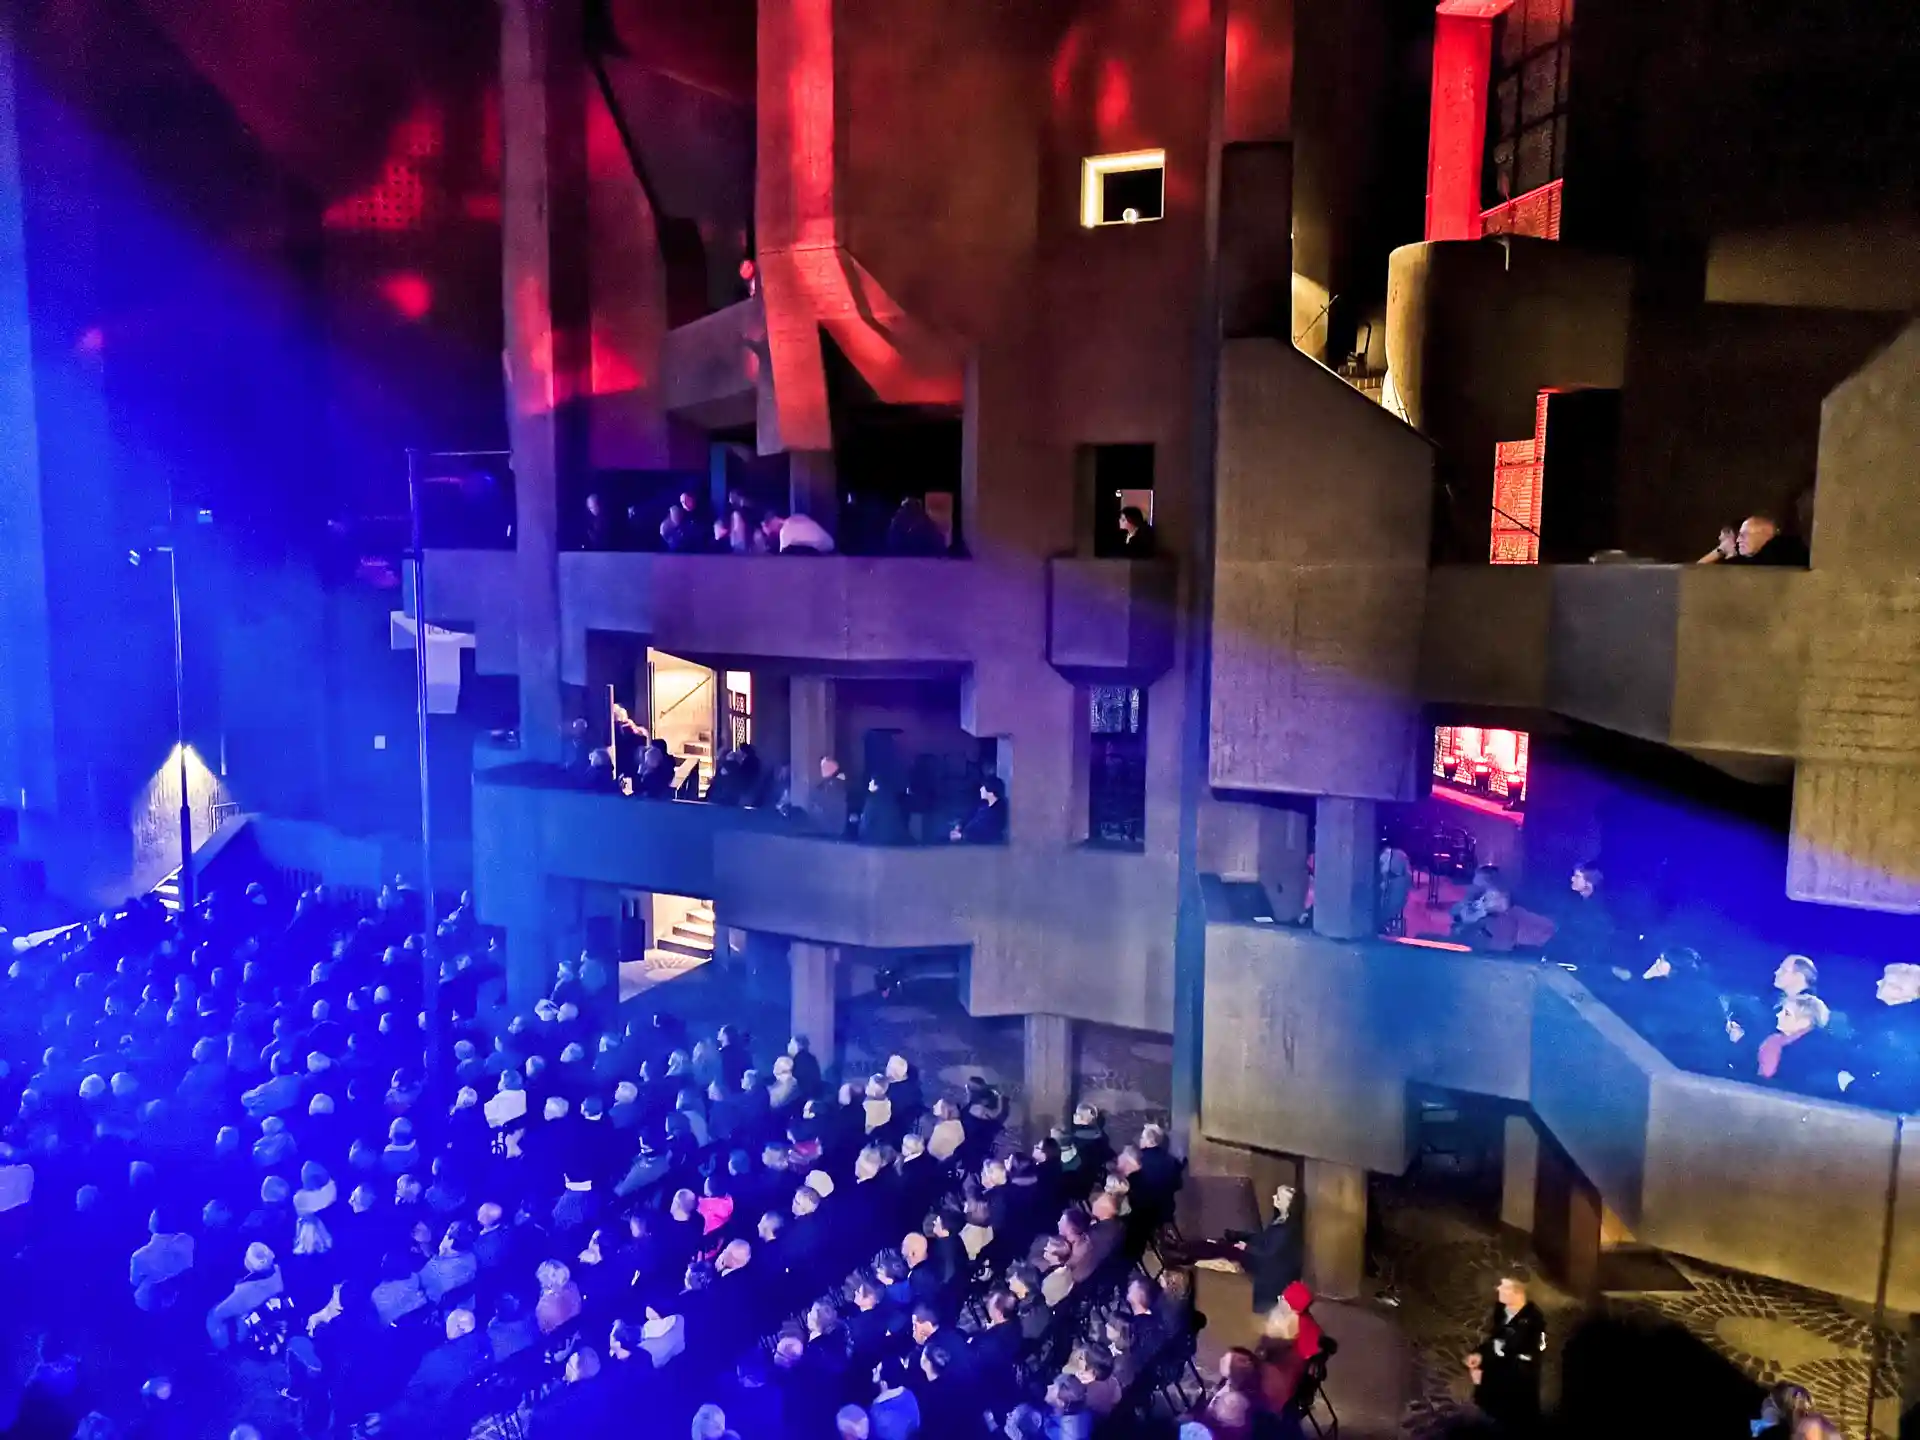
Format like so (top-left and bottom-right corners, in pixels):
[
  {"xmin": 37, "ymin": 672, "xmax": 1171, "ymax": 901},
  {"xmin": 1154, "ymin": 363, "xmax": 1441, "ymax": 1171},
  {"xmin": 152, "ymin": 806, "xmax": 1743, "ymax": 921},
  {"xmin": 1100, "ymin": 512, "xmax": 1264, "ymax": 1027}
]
[
  {"xmin": 472, "ymin": 766, "xmax": 792, "ymax": 909},
  {"xmin": 558, "ymin": 552, "xmax": 985, "ymax": 674},
  {"xmin": 712, "ymin": 831, "xmax": 978, "ymax": 950},
  {"xmin": 1201, "ymin": 920, "xmax": 1920, "ymax": 1310},
  {"xmin": 1386, "ymin": 237, "xmax": 1633, "ymax": 442},
  {"xmin": 419, "ymin": 548, "xmax": 519, "ymax": 676},
  {"xmin": 1417, "ymin": 562, "xmax": 1806, "ymax": 765},
  {"xmin": 1046, "ymin": 558, "xmax": 1176, "ymax": 681},
  {"xmin": 470, "ymin": 763, "xmax": 1175, "ymax": 1031},
  {"xmin": 660, "ymin": 296, "xmax": 765, "ymax": 429},
  {"xmin": 1547, "ymin": 564, "xmax": 1806, "ymax": 761}
]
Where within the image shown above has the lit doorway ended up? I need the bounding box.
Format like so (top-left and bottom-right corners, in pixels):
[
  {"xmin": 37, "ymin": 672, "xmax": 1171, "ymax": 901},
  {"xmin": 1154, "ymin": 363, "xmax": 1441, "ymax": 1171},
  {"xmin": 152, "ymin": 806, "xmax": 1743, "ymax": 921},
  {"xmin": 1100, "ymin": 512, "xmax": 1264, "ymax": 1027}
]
[{"xmin": 647, "ymin": 649, "xmax": 718, "ymax": 794}]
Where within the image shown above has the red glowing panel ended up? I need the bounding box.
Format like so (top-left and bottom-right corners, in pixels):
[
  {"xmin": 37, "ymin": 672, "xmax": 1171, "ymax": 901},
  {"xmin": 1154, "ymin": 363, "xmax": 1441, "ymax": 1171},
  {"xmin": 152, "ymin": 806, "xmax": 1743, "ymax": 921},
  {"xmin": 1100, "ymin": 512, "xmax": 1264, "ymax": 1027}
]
[
  {"xmin": 1490, "ymin": 390, "xmax": 1548, "ymax": 564},
  {"xmin": 1480, "ymin": 179, "xmax": 1563, "ymax": 240},
  {"xmin": 322, "ymin": 105, "xmax": 445, "ymax": 234},
  {"xmin": 378, "ymin": 273, "xmax": 433, "ymax": 321},
  {"xmin": 1433, "ymin": 725, "xmax": 1529, "ymax": 809}
]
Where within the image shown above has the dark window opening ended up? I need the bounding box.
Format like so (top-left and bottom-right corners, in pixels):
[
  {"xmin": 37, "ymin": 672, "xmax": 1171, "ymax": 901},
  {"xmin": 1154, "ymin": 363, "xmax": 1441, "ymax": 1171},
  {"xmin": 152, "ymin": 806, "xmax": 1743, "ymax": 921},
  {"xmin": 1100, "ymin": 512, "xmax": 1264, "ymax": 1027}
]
[
  {"xmin": 1089, "ymin": 685, "xmax": 1148, "ymax": 849},
  {"xmin": 1483, "ymin": 0, "xmax": 1573, "ymax": 208},
  {"xmin": 1085, "ymin": 444, "xmax": 1155, "ymax": 557},
  {"xmin": 1100, "ymin": 166, "xmax": 1165, "ymax": 225},
  {"xmin": 827, "ymin": 338, "xmax": 963, "ymax": 556}
]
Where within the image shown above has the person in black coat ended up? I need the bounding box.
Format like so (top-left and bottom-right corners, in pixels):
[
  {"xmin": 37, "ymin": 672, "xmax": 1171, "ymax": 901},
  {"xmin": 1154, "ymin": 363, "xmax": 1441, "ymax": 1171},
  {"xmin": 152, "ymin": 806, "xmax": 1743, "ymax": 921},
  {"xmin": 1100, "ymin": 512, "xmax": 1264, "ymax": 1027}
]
[
  {"xmin": 1467, "ymin": 1274, "xmax": 1547, "ymax": 1433},
  {"xmin": 1229, "ymin": 1183, "xmax": 1304, "ymax": 1313}
]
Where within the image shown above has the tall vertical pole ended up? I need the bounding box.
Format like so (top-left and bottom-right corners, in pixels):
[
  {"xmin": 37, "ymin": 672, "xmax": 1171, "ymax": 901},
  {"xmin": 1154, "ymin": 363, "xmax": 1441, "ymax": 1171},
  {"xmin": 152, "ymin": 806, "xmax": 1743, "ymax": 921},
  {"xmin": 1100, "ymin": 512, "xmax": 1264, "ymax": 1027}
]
[
  {"xmin": 169, "ymin": 544, "xmax": 194, "ymax": 920},
  {"xmin": 407, "ymin": 450, "xmax": 442, "ymax": 1076}
]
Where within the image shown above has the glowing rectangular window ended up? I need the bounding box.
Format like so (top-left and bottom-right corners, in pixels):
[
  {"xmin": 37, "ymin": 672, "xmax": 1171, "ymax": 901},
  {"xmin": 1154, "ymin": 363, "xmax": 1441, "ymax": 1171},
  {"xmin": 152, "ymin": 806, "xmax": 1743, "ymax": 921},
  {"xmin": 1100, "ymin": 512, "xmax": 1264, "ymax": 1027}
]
[{"xmin": 1081, "ymin": 150, "xmax": 1166, "ymax": 228}]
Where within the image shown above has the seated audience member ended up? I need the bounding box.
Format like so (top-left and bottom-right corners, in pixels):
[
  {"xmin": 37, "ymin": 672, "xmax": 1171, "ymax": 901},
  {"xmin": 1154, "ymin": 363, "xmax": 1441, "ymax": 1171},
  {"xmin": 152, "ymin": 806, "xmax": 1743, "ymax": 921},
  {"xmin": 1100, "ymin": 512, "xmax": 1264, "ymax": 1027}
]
[
  {"xmin": 1449, "ymin": 865, "xmax": 1515, "ymax": 951},
  {"xmin": 1757, "ymin": 993, "xmax": 1843, "ymax": 1093},
  {"xmin": 1847, "ymin": 962, "xmax": 1920, "ymax": 1109},
  {"xmin": 886, "ymin": 497, "xmax": 949, "ymax": 557},
  {"xmin": 1118, "ymin": 505, "xmax": 1157, "ymax": 557},
  {"xmin": 764, "ymin": 511, "xmax": 836, "ymax": 555},
  {"xmin": 1700, "ymin": 514, "xmax": 1809, "ymax": 568},
  {"xmin": 1726, "ymin": 954, "xmax": 1821, "ymax": 1055},
  {"xmin": 950, "ymin": 777, "xmax": 1010, "ymax": 845}
]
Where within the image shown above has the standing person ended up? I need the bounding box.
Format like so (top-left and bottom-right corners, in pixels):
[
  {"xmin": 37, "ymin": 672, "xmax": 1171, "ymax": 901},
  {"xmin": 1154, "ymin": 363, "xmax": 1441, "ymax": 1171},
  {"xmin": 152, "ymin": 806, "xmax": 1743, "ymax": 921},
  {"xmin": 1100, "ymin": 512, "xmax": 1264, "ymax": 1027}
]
[
  {"xmin": 1466, "ymin": 1272, "xmax": 1546, "ymax": 1433},
  {"xmin": 814, "ymin": 758, "xmax": 852, "ymax": 839},
  {"xmin": 1118, "ymin": 506, "xmax": 1156, "ymax": 557}
]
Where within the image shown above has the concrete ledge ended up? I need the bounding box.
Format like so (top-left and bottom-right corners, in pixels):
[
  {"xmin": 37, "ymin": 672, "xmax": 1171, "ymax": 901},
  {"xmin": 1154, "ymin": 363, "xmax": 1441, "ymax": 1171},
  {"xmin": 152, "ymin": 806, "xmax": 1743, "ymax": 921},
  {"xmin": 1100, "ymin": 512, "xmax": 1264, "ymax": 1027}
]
[{"xmin": 1200, "ymin": 922, "xmax": 1920, "ymax": 1309}]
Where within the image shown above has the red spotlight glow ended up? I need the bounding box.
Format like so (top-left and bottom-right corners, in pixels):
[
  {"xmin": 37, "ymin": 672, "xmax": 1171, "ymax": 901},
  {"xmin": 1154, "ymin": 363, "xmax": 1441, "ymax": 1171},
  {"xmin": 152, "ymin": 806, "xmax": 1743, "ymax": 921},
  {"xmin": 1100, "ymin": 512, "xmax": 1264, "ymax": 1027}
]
[{"xmin": 378, "ymin": 273, "xmax": 433, "ymax": 321}]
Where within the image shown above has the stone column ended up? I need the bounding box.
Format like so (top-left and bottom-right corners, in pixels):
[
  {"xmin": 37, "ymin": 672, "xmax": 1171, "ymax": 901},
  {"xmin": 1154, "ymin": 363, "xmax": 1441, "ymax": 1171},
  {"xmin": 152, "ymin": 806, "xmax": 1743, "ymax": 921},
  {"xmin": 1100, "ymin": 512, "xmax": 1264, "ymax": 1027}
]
[
  {"xmin": 1023, "ymin": 1013, "xmax": 1075, "ymax": 1137},
  {"xmin": 1312, "ymin": 796, "xmax": 1377, "ymax": 940},
  {"xmin": 790, "ymin": 941, "xmax": 837, "ymax": 1066},
  {"xmin": 788, "ymin": 676, "xmax": 836, "ymax": 814},
  {"xmin": 501, "ymin": 0, "xmax": 588, "ymax": 762},
  {"xmin": 1303, "ymin": 1159, "xmax": 1367, "ymax": 1301},
  {"xmin": 1501, "ymin": 1113, "xmax": 1540, "ymax": 1234},
  {"xmin": 789, "ymin": 450, "xmax": 838, "ymax": 539}
]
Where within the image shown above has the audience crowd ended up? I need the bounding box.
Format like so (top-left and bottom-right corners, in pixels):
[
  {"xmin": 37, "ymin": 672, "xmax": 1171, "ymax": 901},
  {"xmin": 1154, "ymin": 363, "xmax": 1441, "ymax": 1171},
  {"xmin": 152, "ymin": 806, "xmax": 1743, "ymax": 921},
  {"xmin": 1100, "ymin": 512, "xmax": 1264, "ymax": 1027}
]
[
  {"xmin": 0, "ymin": 874, "xmax": 1340, "ymax": 1440},
  {"xmin": 583, "ymin": 489, "xmax": 954, "ymax": 561}
]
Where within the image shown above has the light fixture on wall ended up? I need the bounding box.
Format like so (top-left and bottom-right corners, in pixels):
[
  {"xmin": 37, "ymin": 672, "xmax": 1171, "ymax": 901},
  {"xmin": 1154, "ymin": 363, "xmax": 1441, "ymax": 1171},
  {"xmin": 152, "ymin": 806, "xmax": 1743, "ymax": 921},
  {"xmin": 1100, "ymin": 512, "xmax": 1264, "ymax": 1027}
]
[{"xmin": 1080, "ymin": 150, "xmax": 1166, "ymax": 229}]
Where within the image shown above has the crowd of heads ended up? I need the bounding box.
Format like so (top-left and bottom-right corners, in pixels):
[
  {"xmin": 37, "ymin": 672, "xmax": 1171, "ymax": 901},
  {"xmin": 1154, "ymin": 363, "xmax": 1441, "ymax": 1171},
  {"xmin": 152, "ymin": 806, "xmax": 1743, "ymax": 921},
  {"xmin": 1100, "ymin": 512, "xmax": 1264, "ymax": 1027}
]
[{"xmin": 0, "ymin": 873, "xmax": 1225, "ymax": 1440}]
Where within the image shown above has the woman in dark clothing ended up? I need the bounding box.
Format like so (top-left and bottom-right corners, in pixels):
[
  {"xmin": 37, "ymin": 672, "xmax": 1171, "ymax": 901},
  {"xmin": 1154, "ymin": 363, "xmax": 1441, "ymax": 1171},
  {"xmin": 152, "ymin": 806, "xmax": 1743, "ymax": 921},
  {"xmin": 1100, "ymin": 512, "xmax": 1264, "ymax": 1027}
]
[
  {"xmin": 950, "ymin": 777, "xmax": 1009, "ymax": 845},
  {"xmin": 860, "ymin": 777, "xmax": 911, "ymax": 845}
]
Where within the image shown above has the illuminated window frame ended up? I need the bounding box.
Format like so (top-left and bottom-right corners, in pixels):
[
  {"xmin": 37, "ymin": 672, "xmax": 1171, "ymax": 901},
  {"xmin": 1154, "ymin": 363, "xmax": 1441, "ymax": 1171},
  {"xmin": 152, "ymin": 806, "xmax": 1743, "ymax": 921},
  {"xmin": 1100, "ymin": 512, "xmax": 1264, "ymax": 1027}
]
[{"xmin": 1080, "ymin": 150, "xmax": 1166, "ymax": 229}]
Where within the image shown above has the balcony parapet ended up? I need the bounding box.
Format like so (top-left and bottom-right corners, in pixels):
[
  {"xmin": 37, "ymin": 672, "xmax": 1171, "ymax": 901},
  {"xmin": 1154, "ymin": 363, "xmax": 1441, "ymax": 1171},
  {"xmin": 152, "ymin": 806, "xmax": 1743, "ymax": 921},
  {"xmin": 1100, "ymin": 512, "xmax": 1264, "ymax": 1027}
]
[{"xmin": 1202, "ymin": 919, "xmax": 1920, "ymax": 1309}]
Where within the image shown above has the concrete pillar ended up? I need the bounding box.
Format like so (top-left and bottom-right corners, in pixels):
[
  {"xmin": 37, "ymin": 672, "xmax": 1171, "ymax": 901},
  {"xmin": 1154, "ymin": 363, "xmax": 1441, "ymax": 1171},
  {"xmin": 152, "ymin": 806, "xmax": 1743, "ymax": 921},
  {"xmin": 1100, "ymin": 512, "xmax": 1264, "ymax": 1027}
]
[
  {"xmin": 1501, "ymin": 1113, "xmax": 1540, "ymax": 1234},
  {"xmin": 1424, "ymin": 12, "xmax": 1495, "ymax": 242},
  {"xmin": 790, "ymin": 941, "xmax": 837, "ymax": 1066},
  {"xmin": 788, "ymin": 676, "xmax": 836, "ymax": 814},
  {"xmin": 1023, "ymin": 1013, "xmax": 1075, "ymax": 1137},
  {"xmin": 501, "ymin": 0, "xmax": 588, "ymax": 763},
  {"xmin": 1312, "ymin": 796, "xmax": 1377, "ymax": 940},
  {"xmin": 505, "ymin": 920, "xmax": 555, "ymax": 1015},
  {"xmin": 1303, "ymin": 1159, "xmax": 1367, "ymax": 1301},
  {"xmin": 789, "ymin": 450, "xmax": 837, "ymax": 538}
]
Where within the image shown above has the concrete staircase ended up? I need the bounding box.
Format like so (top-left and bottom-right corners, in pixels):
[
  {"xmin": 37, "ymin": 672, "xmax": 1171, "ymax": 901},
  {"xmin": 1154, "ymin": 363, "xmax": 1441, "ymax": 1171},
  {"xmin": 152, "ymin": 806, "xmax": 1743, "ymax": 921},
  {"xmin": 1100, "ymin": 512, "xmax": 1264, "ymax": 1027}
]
[
  {"xmin": 650, "ymin": 897, "xmax": 716, "ymax": 964},
  {"xmin": 683, "ymin": 731, "xmax": 716, "ymax": 790}
]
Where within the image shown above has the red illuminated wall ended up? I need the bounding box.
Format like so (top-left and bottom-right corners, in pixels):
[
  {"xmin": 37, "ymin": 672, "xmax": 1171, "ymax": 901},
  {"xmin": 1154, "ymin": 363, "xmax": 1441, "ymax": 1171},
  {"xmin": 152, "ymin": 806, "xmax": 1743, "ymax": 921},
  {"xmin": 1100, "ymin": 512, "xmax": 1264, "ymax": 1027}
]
[{"xmin": 1490, "ymin": 390, "xmax": 1548, "ymax": 563}]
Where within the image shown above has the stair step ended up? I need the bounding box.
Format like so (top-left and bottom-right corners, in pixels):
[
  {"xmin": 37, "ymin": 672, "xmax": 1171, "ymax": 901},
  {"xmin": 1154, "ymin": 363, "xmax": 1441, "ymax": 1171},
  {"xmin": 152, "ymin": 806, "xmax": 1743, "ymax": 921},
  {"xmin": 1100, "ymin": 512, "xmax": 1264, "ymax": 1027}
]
[
  {"xmin": 676, "ymin": 916, "xmax": 716, "ymax": 938},
  {"xmin": 658, "ymin": 937, "xmax": 712, "ymax": 960}
]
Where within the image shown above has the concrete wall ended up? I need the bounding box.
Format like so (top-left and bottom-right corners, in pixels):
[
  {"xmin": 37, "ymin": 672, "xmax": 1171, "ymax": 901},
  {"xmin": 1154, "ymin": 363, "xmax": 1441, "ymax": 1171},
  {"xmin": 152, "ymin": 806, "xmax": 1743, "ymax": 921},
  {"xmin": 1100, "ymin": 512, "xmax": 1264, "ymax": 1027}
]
[
  {"xmin": 1047, "ymin": 558, "xmax": 1176, "ymax": 678},
  {"xmin": 1418, "ymin": 564, "xmax": 1552, "ymax": 711},
  {"xmin": 659, "ymin": 298, "xmax": 762, "ymax": 425},
  {"xmin": 1385, "ymin": 239, "xmax": 1632, "ymax": 560},
  {"xmin": 1211, "ymin": 339, "xmax": 1433, "ymax": 800},
  {"xmin": 1789, "ymin": 322, "xmax": 1920, "ymax": 912},
  {"xmin": 1612, "ymin": 304, "xmax": 1902, "ymax": 563},
  {"xmin": 1545, "ymin": 565, "xmax": 1805, "ymax": 758},
  {"xmin": 1202, "ymin": 923, "xmax": 1536, "ymax": 1174},
  {"xmin": 1201, "ymin": 922, "xmax": 1920, "ymax": 1310}
]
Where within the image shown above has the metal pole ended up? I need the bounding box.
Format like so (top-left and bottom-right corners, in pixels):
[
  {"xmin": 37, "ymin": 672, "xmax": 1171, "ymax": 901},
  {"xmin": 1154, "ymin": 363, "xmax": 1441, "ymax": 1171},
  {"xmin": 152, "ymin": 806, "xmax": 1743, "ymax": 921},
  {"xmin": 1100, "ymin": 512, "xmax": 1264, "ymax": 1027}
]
[
  {"xmin": 406, "ymin": 449, "xmax": 442, "ymax": 1076},
  {"xmin": 169, "ymin": 545, "xmax": 194, "ymax": 920}
]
